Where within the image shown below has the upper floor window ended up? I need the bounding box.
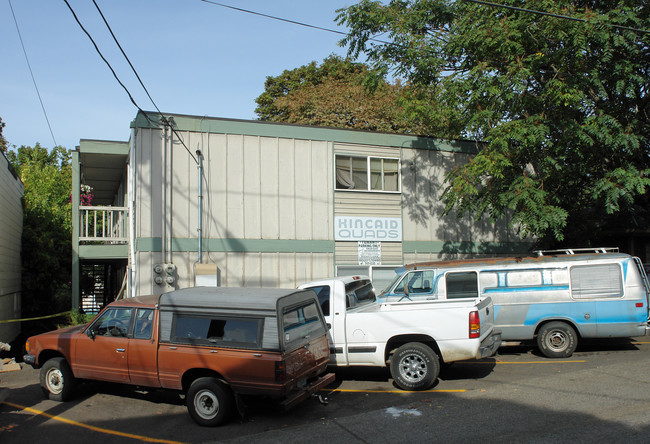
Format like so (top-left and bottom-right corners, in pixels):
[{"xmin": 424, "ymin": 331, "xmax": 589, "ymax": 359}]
[{"xmin": 336, "ymin": 155, "xmax": 400, "ymax": 192}]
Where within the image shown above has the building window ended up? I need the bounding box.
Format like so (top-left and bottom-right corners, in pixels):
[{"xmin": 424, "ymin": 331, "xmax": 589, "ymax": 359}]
[{"xmin": 336, "ymin": 155, "xmax": 400, "ymax": 192}]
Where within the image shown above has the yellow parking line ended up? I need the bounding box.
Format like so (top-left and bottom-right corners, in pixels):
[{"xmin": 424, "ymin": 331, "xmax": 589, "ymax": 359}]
[
  {"xmin": 2, "ymin": 401, "xmax": 184, "ymax": 444},
  {"xmin": 323, "ymin": 388, "xmax": 466, "ymax": 393},
  {"xmin": 461, "ymin": 360, "xmax": 586, "ymax": 364}
]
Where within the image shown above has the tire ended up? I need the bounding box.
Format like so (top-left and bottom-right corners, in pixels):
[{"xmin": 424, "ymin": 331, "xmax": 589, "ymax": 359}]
[
  {"xmin": 389, "ymin": 342, "xmax": 440, "ymax": 391},
  {"xmin": 186, "ymin": 377, "xmax": 233, "ymax": 427},
  {"xmin": 39, "ymin": 357, "xmax": 77, "ymax": 402},
  {"xmin": 537, "ymin": 321, "xmax": 578, "ymax": 358}
]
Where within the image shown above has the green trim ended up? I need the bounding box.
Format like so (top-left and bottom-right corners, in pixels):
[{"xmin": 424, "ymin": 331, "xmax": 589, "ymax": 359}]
[
  {"xmin": 78, "ymin": 139, "xmax": 130, "ymax": 155},
  {"xmin": 131, "ymin": 111, "xmax": 478, "ymax": 154},
  {"xmin": 402, "ymin": 241, "xmax": 533, "ymax": 255},
  {"xmin": 79, "ymin": 244, "xmax": 129, "ymax": 259},
  {"xmin": 136, "ymin": 237, "xmax": 335, "ymax": 254}
]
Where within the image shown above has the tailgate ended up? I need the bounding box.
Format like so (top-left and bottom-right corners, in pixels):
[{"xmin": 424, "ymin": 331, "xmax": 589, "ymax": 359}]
[{"xmin": 476, "ymin": 296, "xmax": 496, "ymax": 338}]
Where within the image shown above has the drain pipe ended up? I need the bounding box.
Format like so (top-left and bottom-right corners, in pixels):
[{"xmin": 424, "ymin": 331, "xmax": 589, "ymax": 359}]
[
  {"xmin": 197, "ymin": 149, "xmax": 203, "ymax": 263},
  {"xmin": 128, "ymin": 127, "xmax": 137, "ymax": 298}
]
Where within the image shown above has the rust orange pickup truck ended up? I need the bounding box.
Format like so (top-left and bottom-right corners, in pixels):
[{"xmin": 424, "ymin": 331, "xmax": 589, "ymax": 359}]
[{"xmin": 24, "ymin": 287, "xmax": 334, "ymax": 426}]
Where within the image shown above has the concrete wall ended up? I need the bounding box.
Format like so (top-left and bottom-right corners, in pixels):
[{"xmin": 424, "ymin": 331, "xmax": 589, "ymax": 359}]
[{"xmin": 0, "ymin": 152, "xmax": 23, "ymax": 343}]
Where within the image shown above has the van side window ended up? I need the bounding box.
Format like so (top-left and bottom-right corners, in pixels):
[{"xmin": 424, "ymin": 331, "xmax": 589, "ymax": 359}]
[
  {"xmin": 570, "ymin": 264, "xmax": 623, "ymax": 299},
  {"xmin": 446, "ymin": 272, "xmax": 478, "ymax": 299}
]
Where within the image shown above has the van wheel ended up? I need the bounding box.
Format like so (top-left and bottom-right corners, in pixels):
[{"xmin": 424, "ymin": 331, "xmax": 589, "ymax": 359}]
[
  {"xmin": 537, "ymin": 322, "xmax": 578, "ymax": 358},
  {"xmin": 389, "ymin": 342, "xmax": 440, "ymax": 391},
  {"xmin": 39, "ymin": 357, "xmax": 77, "ymax": 402},
  {"xmin": 186, "ymin": 377, "xmax": 233, "ymax": 427}
]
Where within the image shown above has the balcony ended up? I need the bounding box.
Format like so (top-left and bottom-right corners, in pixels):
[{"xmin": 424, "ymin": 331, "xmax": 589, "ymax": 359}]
[{"xmin": 79, "ymin": 206, "xmax": 128, "ymax": 243}]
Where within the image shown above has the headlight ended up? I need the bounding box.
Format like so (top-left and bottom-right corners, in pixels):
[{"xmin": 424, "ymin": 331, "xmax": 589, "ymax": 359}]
[{"xmin": 25, "ymin": 340, "xmax": 30, "ymax": 354}]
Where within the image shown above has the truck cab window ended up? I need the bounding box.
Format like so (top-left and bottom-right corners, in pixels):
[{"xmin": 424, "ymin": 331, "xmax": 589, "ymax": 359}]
[
  {"xmin": 134, "ymin": 309, "xmax": 154, "ymax": 339},
  {"xmin": 91, "ymin": 308, "xmax": 133, "ymax": 337}
]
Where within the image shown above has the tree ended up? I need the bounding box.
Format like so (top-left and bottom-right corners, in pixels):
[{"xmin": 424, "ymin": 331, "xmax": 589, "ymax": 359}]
[
  {"xmin": 9, "ymin": 144, "xmax": 72, "ymax": 316},
  {"xmin": 0, "ymin": 117, "xmax": 7, "ymax": 154},
  {"xmin": 255, "ymin": 55, "xmax": 424, "ymax": 133},
  {"xmin": 337, "ymin": 1, "xmax": 650, "ymax": 245}
]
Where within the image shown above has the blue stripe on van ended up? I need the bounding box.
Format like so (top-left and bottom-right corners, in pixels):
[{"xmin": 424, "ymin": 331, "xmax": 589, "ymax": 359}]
[
  {"xmin": 521, "ymin": 301, "xmax": 597, "ymax": 326},
  {"xmin": 484, "ymin": 285, "xmax": 569, "ymax": 293}
]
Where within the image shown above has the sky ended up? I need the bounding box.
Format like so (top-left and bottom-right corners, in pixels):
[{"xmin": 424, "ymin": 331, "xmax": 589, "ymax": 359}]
[{"xmin": 1, "ymin": 0, "xmax": 358, "ymax": 151}]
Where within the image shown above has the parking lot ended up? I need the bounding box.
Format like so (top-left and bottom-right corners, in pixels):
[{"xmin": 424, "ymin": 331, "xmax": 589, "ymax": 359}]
[{"xmin": 2, "ymin": 338, "xmax": 650, "ymax": 443}]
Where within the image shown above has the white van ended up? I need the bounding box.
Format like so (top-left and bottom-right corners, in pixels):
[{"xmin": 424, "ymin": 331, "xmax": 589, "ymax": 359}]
[{"xmin": 379, "ymin": 248, "xmax": 650, "ymax": 358}]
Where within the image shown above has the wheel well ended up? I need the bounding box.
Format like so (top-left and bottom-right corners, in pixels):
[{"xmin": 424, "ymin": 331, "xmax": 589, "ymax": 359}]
[
  {"xmin": 181, "ymin": 369, "xmax": 228, "ymax": 393},
  {"xmin": 384, "ymin": 335, "xmax": 441, "ymax": 364},
  {"xmin": 534, "ymin": 319, "xmax": 582, "ymax": 339},
  {"xmin": 37, "ymin": 350, "xmax": 65, "ymax": 368}
]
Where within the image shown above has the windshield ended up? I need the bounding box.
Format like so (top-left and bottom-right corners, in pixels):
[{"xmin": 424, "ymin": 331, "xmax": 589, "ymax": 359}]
[{"xmin": 378, "ymin": 271, "xmax": 405, "ymax": 296}]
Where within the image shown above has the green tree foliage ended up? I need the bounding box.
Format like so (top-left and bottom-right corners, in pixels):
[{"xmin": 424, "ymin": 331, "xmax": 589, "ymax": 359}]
[
  {"xmin": 8, "ymin": 144, "xmax": 72, "ymax": 316},
  {"xmin": 0, "ymin": 117, "xmax": 7, "ymax": 154},
  {"xmin": 337, "ymin": 1, "xmax": 650, "ymax": 245},
  {"xmin": 255, "ymin": 55, "xmax": 424, "ymax": 133}
]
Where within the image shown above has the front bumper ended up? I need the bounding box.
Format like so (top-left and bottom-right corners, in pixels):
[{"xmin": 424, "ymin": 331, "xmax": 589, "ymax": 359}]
[
  {"xmin": 478, "ymin": 329, "xmax": 502, "ymax": 359},
  {"xmin": 280, "ymin": 372, "xmax": 336, "ymax": 410}
]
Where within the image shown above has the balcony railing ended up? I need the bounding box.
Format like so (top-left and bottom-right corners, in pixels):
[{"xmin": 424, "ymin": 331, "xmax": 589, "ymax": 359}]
[{"xmin": 80, "ymin": 206, "xmax": 128, "ymax": 243}]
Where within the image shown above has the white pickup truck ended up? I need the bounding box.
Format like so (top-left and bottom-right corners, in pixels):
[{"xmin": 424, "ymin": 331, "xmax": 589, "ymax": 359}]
[{"xmin": 299, "ymin": 275, "xmax": 501, "ymax": 390}]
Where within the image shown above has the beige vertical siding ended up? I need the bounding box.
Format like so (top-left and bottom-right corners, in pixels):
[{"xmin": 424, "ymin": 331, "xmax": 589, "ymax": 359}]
[
  {"xmin": 135, "ymin": 129, "xmax": 334, "ymax": 293},
  {"xmin": 0, "ymin": 154, "xmax": 23, "ymax": 342}
]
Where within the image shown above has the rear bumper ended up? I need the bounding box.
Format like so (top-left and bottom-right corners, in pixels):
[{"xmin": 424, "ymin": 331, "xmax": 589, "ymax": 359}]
[
  {"xmin": 478, "ymin": 330, "xmax": 502, "ymax": 359},
  {"xmin": 280, "ymin": 372, "xmax": 336, "ymax": 410}
]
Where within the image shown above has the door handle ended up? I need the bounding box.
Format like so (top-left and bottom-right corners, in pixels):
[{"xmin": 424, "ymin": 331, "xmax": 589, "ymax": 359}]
[{"xmin": 116, "ymin": 348, "xmax": 125, "ymax": 352}]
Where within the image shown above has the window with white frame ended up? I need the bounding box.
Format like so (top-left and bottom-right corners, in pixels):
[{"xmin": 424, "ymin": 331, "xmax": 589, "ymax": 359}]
[{"xmin": 336, "ymin": 155, "xmax": 400, "ymax": 192}]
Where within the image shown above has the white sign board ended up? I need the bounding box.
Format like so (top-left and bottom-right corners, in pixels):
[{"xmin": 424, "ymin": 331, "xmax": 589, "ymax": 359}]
[
  {"xmin": 335, "ymin": 216, "xmax": 402, "ymax": 242},
  {"xmin": 358, "ymin": 241, "xmax": 381, "ymax": 265}
]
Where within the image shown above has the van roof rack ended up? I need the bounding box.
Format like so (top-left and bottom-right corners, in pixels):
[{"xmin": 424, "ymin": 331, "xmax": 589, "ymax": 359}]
[{"xmin": 534, "ymin": 247, "xmax": 619, "ymax": 256}]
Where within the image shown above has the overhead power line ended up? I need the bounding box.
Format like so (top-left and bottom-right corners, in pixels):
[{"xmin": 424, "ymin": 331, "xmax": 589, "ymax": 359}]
[
  {"xmin": 464, "ymin": 0, "xmax": 649, "ymax": 35},
  {"xmin": 63, "ymin": 0, "xmax": 198, "ymax": 164},
  {"xmin": 8, "ymin": 0, "xmax": 58, "ymax": 147},
  {"xmin": 89, "ymin": 0, "xmax": 197, "ymax": 164}
]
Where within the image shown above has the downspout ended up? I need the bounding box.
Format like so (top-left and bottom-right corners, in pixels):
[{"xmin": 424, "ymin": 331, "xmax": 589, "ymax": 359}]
[
  {"xmin": 197, "ymin": 149, "xmax": 203, "ymax": 263},
  {"xmin": 129, "ymin": 127, "xmax": 137, "ymax": 298},
  {"xmin": 162, "ymin": 124, "xmax": 168, "ymax": 265}
]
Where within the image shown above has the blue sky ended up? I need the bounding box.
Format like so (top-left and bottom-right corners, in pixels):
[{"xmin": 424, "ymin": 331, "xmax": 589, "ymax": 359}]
[{"xmin": 2, "ymin": 0, "xmax": 357, "ymax": 151}]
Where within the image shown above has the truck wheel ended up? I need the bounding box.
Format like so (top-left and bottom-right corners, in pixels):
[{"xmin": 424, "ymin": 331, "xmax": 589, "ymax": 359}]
[
  {"xmin": 39, "ymin": 357, "xmax": 77, "ymax": 402},
  {"xmin": 186, "ymin": 377, "xmax": 233, "ymax": 427},
  {"xmin": 389, "ymin": 342, "xmax": 440, "ymax": 391},
  {"xmin": 537, "ymin": 321, "xmax": 578, "ymax": 358}
]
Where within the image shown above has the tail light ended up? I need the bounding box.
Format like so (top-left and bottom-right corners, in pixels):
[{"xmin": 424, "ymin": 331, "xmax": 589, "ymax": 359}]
[
  {"xmin": 25, "ymin": 340, "xmax": 30, "ymax": 354},
  {"xmin": 469, "ymin": 311, "xmax": 480, "ymax": 339},
  {"xmin": 275, "ymin": 360, "xmax": 286, "ymax": 383}
]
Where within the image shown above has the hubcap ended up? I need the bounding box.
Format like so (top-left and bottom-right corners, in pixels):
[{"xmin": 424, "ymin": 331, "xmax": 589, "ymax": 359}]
[
  {"xmin": 399, "ymin": 353, "xmax": 427, "ymax": 383},
  {"xmin": 46, "ymin": 368, "xmax": 64, "ymax": 394},
  {"xmin": 547, "ymin": 330, "xmax": 568, "ymax": 351},
  {"xmin": 194, "ymin": 389, "xmax": 219, "ymax": 419}
]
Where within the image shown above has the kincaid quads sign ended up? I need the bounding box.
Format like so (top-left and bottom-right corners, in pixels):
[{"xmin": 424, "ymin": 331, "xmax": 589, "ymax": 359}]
[{"xmin": 334, "ymin": 216, "xmax": 402, "ymax": 242}]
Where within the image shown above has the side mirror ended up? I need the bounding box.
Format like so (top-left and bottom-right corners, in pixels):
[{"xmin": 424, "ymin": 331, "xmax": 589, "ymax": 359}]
[{"xmin": 86, "ymin": 328, "xmax": 95, "ymax": 340}]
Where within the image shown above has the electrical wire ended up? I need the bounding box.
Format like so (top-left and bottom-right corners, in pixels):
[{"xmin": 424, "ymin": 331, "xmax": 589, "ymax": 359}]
[
  {"xmin": 63, "ymin": 0, "xmax": 198, "ymax": 164},
  {"xmin": 89, "ymin": 0, "xmax": 198, "ymax": 164},
  {"xmin": 463, "ymin": 0, "xmax": 649, "ymax": 35},
  {"xmin": 8, "ymin": 0, "xmax": 58, "ymax": 148}
]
